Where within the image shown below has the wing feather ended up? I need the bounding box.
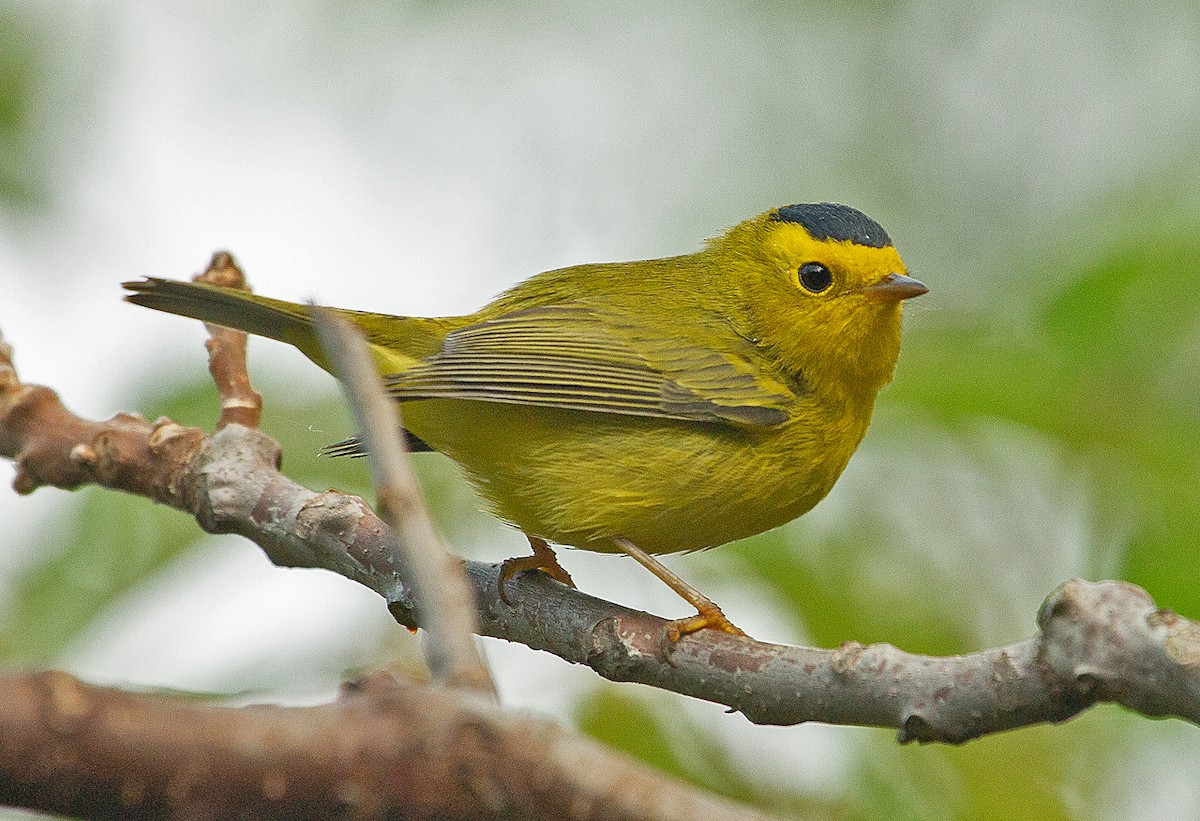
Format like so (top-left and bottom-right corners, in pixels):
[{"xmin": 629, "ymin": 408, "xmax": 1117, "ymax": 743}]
[{"xmin": 386, "ymin": 304, "xmax": 794, "ymax": 428}]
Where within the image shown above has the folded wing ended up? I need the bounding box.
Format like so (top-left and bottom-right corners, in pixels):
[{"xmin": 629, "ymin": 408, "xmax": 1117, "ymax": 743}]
[{"xmin": 386, "ymin": 304, "xmax": 795, "ymax": 428}]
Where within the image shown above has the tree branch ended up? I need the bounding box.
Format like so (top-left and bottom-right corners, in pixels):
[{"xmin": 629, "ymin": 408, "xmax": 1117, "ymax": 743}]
[
  {"xmin": 0, "ymin": 669, "xmax": 778, "ymax": 820},
  {"xmin": 201, "ymin": 251, "xmax": 264, "ymax": 431},
  {"xmin": 0, "ymin": 255, "xmax": 784, "ymax": 821},
  {"xmin": 2, "ymin": 257, "xmax": 1198, "ymax": 750},
  {"xmin": 311, "ymin": 306, "xmax": 495, "ymax": 696}
]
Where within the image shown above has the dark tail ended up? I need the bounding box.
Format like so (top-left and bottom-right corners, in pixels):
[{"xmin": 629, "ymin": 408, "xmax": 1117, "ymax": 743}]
[{"xmin": 123, "ymin": 277, "xmax": 328, "ymax": 364}]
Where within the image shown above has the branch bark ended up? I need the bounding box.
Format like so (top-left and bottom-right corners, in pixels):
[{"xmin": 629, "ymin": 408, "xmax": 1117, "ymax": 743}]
[
  {"xmin": 2, "ymin": 299, "xmax": 1198, "ymax": 742},
  {"xmin": 1, "ymin": 253, "xmax": 1198, "ymax": 820},
  {"xmin": 311, "ymin": 305, "xmax": 495, "ymax": 696},
  {"xmin": 0, "ymin": 669, "xmax": 776, "ymax": 821},
  {"xmin": 0, "ymin": 254, "xmax": 783, "ymax": 821}
]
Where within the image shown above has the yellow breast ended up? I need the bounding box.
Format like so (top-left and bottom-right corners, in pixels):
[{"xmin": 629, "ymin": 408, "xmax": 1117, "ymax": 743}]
[{"xmin": 401, "ymin": 389, "xmax": 874, "ymax": 555}]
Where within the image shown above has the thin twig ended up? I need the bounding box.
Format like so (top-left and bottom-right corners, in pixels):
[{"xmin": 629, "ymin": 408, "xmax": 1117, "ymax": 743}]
[
  {"xmin": 310, "ymin": 307, "xmax": 496, "ymax": 697},
  {"xmin": 195, "ymin": 252, "xmax": 263, "ymax": 431}
]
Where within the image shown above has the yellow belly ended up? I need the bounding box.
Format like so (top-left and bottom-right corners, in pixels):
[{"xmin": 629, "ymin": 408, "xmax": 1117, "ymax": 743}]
[{"xmin": 400, "ymin": 395, "xmax": 872, "ymax": 555}]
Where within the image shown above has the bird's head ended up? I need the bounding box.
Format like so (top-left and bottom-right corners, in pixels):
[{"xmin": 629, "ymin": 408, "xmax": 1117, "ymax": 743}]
[{"xmin": 714, "ymin": 202, "xmax": 927, "ymax": 401}]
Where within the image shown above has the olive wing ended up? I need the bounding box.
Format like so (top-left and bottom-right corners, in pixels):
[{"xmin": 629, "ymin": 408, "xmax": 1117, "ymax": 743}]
[{"xmin": 385, "ymin": 304, "xmax": 794, "ymax": 428}]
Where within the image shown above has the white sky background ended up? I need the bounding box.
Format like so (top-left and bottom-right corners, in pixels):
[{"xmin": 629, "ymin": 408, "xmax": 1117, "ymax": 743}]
[{"xmin": 1, "ymin": 0, "xmax": 1199, "ymax": 809}]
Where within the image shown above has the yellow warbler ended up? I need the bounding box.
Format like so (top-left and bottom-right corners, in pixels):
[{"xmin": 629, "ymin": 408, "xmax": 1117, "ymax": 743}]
[{"xmin": 124, "ymin": 203, "xmax": 925, "ymax": 639}]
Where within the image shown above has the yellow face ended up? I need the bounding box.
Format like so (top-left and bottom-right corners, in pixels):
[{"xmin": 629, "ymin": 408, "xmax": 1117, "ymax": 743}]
[
  {"xmin": 727, "ymin": 204, "xmax": 924, "ymax": 400},
  {"xmin": 761, "ymin": 221, "xmax": 908, "ymax": 299}
]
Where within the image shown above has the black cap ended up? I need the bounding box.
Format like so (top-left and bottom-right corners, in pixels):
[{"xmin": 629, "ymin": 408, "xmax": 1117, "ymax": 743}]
[{"xmin": 772, "ymin": 203, "xmax": 892, "ymax": 248}]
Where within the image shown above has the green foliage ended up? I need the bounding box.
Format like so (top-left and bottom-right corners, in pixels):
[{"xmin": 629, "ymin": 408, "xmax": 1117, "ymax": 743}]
[
  {"xmin": 889, "ymin": 219, "xmax": 1200, "ymax": 616},
  {"xmin": 577, "ymin": 687, "xmax": 834, "ymax": 819},
  {"xmin": 0, "ymin": 9, "xmax": 45, "ymax": 207},
  {"xmin": 0, "ymin": 488, "xmax": 199, "ymax": 662}
]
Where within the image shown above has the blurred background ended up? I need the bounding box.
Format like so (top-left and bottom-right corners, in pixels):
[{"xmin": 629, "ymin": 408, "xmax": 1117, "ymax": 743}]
[{"xmin": 1, "ymin": 1, "xmax": 1198, "ymax": 818}]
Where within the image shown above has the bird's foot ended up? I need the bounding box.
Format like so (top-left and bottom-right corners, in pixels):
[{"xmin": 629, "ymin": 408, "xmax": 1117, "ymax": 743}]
[
  {"xmin": 498, "ymin": 536, "xmax": 576, "ymax": 605},
  {"xmin": 664, "ymin": 599, "xmax": 748, "ymax": 643}
]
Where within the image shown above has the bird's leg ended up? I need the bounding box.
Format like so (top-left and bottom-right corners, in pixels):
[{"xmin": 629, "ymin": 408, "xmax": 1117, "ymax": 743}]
[
  {"xmin": 613, "ymin": 537, "xmax": 747, "ymax": 642},
  {"xmin": 498, "ymin": 535, "xmax": 576, "ymax": 605}
]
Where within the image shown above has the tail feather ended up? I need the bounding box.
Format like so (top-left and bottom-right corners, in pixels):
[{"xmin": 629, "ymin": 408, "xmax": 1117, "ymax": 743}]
[
  {"xmin": 124, "ymin": 277, "xmax": 453, "ymax": 374},
  {"xmin": 124, "ymin": 276, "xmax": 451, "ymax": 456},
  {"xmin": 321, "ymin": 437, "xmax": 366, "ymax": 458},
  {"xmin": 123, "ymin": 277, "xmax": 325, "ymax": 362},
  {"xmin": 321, "ymin": 431, "xmax": 435, "ymax": 457}
]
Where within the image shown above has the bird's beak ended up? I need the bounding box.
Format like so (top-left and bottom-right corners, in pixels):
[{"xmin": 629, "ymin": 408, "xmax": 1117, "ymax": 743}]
[{"xmin": 865, "ymin": 273, "xmax": 928, "ymax": 301}]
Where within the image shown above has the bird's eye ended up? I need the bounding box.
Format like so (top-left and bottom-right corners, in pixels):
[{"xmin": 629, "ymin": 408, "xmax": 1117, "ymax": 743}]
[{"xmin": 797, "ymin": 262, "xmax": 833, "ymax": 294}]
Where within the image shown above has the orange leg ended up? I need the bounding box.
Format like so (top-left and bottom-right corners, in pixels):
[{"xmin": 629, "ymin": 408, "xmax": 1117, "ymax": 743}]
[
  {"xmin": 498, "ymin": 536, "xmax": 576, "ymax": 605},
  {"xmin": 613, "ymin": 537, "xmax": 747, "ymax": 642}
]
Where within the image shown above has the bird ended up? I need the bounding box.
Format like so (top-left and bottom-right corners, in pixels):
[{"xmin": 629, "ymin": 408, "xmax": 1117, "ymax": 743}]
[{"xmin": 124, "ymin": 202, "xmax": 926, "ymax": 641}]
